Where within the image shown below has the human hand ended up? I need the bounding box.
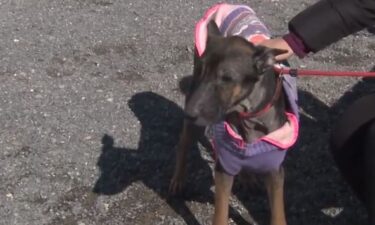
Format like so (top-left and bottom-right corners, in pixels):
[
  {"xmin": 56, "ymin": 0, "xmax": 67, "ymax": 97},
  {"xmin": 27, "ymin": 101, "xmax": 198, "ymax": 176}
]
[{"xmin": 259, "ymin": 38, "xmax": 294, "ymax": 61}]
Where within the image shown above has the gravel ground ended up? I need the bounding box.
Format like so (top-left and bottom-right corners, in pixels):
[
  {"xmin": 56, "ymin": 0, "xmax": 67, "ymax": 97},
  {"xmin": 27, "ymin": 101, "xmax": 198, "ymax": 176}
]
[{"xmin": 0, "ymin": 0, "xmax": 374, "ymax": 225}]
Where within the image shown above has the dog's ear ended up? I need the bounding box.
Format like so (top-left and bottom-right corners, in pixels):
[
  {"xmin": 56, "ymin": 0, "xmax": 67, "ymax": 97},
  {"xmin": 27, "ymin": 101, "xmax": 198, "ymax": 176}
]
[
  {"xmin": 207, "ymin": 20, "xmax": 221, "ymax": 37},
  {"xmin": 253, "ymin": 46, "xmax": 288, "ymax": 74},
  {"xmin": 101, "ymin": 134, "xmax": 114, "ymax": 148},
  {"xmin": 206, "ymin": 21, "xmax": 222, "ymax": 50}
]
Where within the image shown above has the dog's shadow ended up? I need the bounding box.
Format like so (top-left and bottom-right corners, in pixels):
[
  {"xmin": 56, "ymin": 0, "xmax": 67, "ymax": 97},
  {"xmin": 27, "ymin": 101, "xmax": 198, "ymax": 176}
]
[{"xmin": 93, "ymin": 91, "xmax": 216, "ymax": 225}]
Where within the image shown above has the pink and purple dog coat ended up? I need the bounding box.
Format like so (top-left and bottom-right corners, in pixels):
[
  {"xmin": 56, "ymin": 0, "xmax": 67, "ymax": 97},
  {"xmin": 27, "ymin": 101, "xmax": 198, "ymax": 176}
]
[{"xmin": 196, "ymin": 4, "xmax": 299, "ymax": 175}]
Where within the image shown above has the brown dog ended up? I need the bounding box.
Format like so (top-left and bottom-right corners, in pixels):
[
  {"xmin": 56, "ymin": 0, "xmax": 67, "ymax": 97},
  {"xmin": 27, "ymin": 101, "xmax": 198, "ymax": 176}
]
[{"xmin": 170, "ymin": 4, "xmax": 299, "ymax": 225}]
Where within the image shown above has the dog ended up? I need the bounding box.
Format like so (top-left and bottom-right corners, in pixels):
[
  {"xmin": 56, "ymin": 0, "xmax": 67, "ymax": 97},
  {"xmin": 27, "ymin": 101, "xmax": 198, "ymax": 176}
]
[{"xmin": 170, "ymin": 4, "xmax": 299, "ymax": 225}]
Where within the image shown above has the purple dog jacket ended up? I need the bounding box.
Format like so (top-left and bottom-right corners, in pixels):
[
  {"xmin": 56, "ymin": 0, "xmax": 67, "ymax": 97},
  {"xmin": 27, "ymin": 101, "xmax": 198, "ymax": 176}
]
[{"xmin": 196, "ymin": 4, "xmax": 300, "ymax": 175}]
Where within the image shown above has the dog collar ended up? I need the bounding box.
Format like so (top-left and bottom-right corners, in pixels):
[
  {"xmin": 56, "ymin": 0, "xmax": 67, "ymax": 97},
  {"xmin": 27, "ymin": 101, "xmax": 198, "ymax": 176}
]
[{"xmin": 238, "ymin": 73, "xmax": 283, "ymax": 119}]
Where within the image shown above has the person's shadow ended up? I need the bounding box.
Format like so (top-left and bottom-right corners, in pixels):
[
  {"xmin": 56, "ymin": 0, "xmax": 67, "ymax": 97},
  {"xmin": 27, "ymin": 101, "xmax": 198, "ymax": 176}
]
[{"xmin": 283, "ymin": 76, "xmax": 375, "ymax": 225}]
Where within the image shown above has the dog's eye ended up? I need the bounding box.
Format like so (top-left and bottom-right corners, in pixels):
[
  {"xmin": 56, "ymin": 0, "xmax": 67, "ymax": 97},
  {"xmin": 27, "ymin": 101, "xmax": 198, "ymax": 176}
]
[{"xmin": 221, "ymin": 75, "xmax": 233, "ymax": 83}]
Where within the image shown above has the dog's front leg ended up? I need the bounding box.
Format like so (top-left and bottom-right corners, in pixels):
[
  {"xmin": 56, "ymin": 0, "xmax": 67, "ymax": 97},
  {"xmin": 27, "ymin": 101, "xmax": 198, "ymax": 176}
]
[
  {"xmin": 265, "ymin": 167, "xmax": 287, "ymax": 225},
  {"xmin": 169, "ymin": 119, "xmax": 198, "ymax": 194},
  {"xmin": 213, "ymin": 168, "xmax": 234, "ymax": 225}
]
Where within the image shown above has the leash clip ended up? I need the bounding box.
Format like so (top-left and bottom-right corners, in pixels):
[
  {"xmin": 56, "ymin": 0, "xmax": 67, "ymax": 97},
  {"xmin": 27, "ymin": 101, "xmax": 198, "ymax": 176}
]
[
  {"xmin": 275, "ymin": 65, "xmax": 298, "ymax": 77},
  {"xmin": 289, "ymin": 69, "xmax": 298, "ymax": 77}
]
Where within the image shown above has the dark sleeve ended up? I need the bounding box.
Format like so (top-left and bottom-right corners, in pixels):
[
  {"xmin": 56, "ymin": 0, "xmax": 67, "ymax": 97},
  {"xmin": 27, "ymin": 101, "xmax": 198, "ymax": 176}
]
[
  {"xmin": 282, "ymin": 32, "xmax": 310, "ymax": 58},
  {"xmin": 288, "ymin": 0, "xmax": 375, "ymax": 52}
]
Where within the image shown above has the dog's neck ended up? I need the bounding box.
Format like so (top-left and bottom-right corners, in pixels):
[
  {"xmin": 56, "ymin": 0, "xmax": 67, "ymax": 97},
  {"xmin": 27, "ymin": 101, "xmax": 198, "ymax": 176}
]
[{"xmin": 226, "ymin": 69, "xmax": 287, "ymax": 143}]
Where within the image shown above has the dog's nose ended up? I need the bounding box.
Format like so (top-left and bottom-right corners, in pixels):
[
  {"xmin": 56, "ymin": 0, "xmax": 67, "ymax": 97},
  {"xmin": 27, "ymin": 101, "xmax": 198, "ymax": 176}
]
[{"xmin": 184, "ymin": 113, "xmax": 197, "ymax": 121}]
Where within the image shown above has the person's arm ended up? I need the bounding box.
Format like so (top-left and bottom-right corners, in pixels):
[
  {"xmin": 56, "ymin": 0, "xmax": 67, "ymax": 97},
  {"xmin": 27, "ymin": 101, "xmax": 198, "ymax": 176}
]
[
  {"xmin": 289, "ymin": 0, "xmax": 375, "ymax": 53},
  {"xmin": 261, "ymin": 0, "xmax": 375, "ymax": 60}
]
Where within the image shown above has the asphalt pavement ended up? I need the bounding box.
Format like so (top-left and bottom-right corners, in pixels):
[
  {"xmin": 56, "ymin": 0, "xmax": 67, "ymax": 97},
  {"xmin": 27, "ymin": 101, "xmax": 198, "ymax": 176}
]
[{"xmin": 1, "ymin": 0, "xmax": 374, "ymax": 224}]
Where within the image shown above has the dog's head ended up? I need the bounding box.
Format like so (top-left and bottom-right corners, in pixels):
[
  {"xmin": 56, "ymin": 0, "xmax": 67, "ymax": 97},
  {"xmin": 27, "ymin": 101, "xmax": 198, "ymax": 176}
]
[{"xmin": 185, "ymin": 21, "xmax": 284, "ymax": 126}]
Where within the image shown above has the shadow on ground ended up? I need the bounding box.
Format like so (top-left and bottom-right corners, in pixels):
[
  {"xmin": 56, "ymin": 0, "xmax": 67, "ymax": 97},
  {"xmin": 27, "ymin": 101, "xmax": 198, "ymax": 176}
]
[
  {"xmin": 92, "ymin": 91, "xmax": 215, "ymax": 225},
  {"xmin": 92, "ymin": 75, "xmax": 375, "ymax": 224}
]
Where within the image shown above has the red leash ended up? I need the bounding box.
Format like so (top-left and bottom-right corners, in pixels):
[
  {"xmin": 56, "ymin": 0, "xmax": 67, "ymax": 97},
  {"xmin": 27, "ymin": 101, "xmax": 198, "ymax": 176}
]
[
  {"xmin": 238, "ymin": 66, "xmax": 375, "ymax": 119},
  {"xmin": 274, "ymin": 67, "xmax": 375, "ymax": 77}
]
